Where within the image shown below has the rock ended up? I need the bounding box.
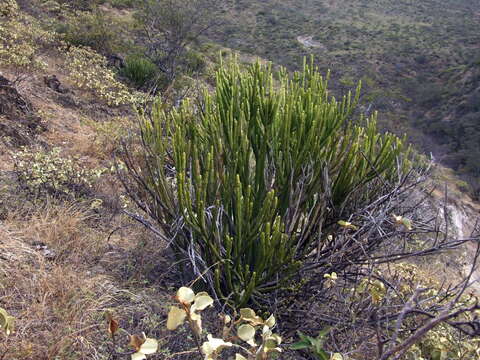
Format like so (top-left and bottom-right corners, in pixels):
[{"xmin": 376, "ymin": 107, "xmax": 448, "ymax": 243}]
[
  {"xmin": 0, "ymin": 75, "xmax": 46, "ymax": 147},
  {"xmin": 32, "ymin": 241, "xmax": 56, "ymax": 260},
  {"xmin": 44, "ymin": 75, "xmax": 68, "ymax": 94},
  {"xmin": 107, "ymin": 54, "xmax": 126, "ymax": 69}
]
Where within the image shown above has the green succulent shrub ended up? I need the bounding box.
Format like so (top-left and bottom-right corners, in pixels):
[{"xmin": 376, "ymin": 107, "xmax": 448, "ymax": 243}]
[
  {"xmin": 121, "ymin": 55, "xmax": 158, "ymax": 89},
  {"xmin": 126, "ymin": 58, "xmax": 414, "ymax": 306}
]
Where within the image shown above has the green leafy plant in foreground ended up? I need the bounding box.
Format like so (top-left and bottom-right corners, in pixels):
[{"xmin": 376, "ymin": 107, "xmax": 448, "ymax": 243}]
[{"xmin": 127, "ymin": 58, "xmax": 415, "ymax": 306}]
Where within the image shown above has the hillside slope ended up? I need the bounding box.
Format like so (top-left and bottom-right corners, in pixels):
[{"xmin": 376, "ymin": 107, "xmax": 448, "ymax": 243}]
[{"xmin": 210, "ymin": 0, "xmax": 480, "ymax": 196}]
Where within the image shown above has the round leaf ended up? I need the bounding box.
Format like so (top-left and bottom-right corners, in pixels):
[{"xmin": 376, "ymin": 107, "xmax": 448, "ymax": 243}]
[
  {"xmin": 240, "ymin": 308, "xmax": 256, "ymax": 319},
  {"xmin": 176, "ymin": 287, "xmax": 195, "ymax": 304},
  {"xmin": 239, "ymin": 308, "xmax": 263, "ymax": 325},
  {"xmin": 192, "ymin": 295, "xmax": 214, "ymax": 312},
  {"xmin": 238, "ymin": 324, "xmax": 256, "ymax": 342}
]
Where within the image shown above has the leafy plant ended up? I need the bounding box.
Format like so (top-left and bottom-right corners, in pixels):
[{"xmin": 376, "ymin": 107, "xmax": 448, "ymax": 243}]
[
  {"xmin": 121, "ymin": 55, "xmax": 158, "ymax": 89},
  {"xmin": 0, "ymin": 9, "xmax": 53, "ymax": 78},
  {"xmin": 106, "ymin": 287, "xmax": 281, "ymax": 360},
  {"xmin": 290, "ymin": 329, "xmax": 331, "ymax": 359},
  {"xmin": 59, "ymin": 8, "xmax": 120, "ymax": 55},
  {"xmin": 13, "ymin": 147, "xmax": 104, "ymax": 198},
  {"xmin": 0, "ymin": 308, "xmax": 14, "ymax": 336},
  {"xmin": 166, "ymin": 287, "xmax": 282, "ymax": 360},
  {"xmin": 64, "ymin": 45, "xmax": 141, "ymax": 106},
  {"xmin": 125, "ymin": 58, "xmax": 414, "ymax": 306}
]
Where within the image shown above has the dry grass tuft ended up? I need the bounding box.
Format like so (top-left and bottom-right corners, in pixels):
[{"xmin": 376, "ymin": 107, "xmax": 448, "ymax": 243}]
[
  {"xmin": 0, "ymin": 205, "xmax": 121, "ymax": 359},
  {"xmin": 0, "ymin": 200, "xmax": 178, "ymax": 360}
]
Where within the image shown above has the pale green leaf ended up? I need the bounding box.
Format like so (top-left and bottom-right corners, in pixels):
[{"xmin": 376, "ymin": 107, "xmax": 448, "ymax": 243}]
[
  {"xmin": 139, "ymin": 338, "xmax": 158, "ymax": 355},
  {"xmin": 177, "ymin": 287, "xmax": 195, "ymax": 304},
  {"xmin": 238, "ymin": 324, "xmax": 256, "ymax": 342},
  {"xmin": 265, "ymin": 314, "xmax": 275, "ymax": 328},
  {"xmin": 239, "ymin": 308, "xmax": 263, "ymax": 325},
  {"xmin": 167, "ymin": 306, "xmax": 187, "ymax": 330},
  {"xmin": 192, "ymin": 295, "xmax": 213, "ymax": 312},
  {"xmin": 131, "ymin": 352, "xmax": 146, "ymax": 360},
  {"xmin": 202, "ymin": 334, "xmax": 233, "ymax": 356}
]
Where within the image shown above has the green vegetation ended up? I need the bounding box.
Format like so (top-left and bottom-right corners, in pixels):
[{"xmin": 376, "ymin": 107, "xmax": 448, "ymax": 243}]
[
  {"xmin": 13, "ymin": 147, "xmax": 104, "ymax": 198},
  {"xmin": 209, "ymin": 0, "xmax": 480, "ymax": 198},
  {"xmin": 121, "ymin": 55, "xmax": 158, "ymax": 89},
  {"xmin": 126, "ymin": 59, "xmax": 414, "ymax": 306},
  {"xmin": 1, "ymin": 1, "xmax": 480, "ymax": 359}
]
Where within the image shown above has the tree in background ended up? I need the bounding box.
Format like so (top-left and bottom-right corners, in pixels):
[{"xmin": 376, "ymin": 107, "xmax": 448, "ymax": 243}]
[{"xmin": 134, "ymin": 0, "xmax": 228, "ymax": 84}]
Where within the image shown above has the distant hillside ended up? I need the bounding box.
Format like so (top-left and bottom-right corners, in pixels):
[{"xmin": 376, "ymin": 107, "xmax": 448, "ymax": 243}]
[{"xmin": 210, "ymin": 0, "xmax": 480, "ymax": 196}]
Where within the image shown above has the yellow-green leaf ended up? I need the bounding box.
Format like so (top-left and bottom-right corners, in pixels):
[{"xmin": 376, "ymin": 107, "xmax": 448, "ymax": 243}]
[
  {"xmin": 140, "ymin": 338, "xmax": 158, "ymax": 355},
  {"xmin": 167, "ymin": 306, "xmax": 187, "ymax": 330},
  {"xmin": 265, "ymin": 314, "xmax": 275, "ymax": 328},
  {"xmin": 338, "ymin": 220, "xmax": 358, "ymax": 231},
  {"xmin": 176, "ymin": 287, "xmax": 195, "ymax": 304},
  {"xmin": 191, "ymin": 295, "xmax": 214, "ymax": 312},
  {"xmin": 238, "ymin": 324, "xmax": 256, "ymax": 343},
  {"xmin": 239, "ymin": 308, "xmax": 263, "ymax": 325}
]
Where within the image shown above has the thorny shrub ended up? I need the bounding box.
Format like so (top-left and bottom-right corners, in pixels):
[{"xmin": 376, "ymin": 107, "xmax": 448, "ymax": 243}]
[
  {"xmin": 13, "ymin": 147, "xmax": 104, "ymax": 198},
  {"xmin": 64, "ymin": 45, "xmax": 142, "ymax": 106}
]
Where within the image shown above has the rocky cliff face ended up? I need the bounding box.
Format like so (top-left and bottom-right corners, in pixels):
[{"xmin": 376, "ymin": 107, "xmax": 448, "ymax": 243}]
[{"xmin": 431, "ymin": 186, "xmax": 480, "ymax": 293}]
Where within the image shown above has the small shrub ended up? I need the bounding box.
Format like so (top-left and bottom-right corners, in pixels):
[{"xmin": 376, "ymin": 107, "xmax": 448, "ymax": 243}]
[
  {"xmin": 407, "ymin": 324, "xmax": 480, "ymax": 360},
  {"xmin": 64, "ymin": 45, "xmax": 140, "ymax": 106},
  {"xmin": 59, "ymin": 9, "xmax": 117, "ymax": 55},
  {"xmin": 182, "ymin": 50, "xmax": 207, "ymax": 74},
  {"xmin": 108, "ymin": 0, "xmax": 138, "ymax": 9},
  {"xmin": 121, "ymin": 55, "xmax": 158, "ymax": 89},
  {"xmin": 0, "ymin": 0, "xmax": 19, "ymax": 17},
  {"xmin": 13, "ymin": 147, "xmax": 104, "ymax": 198},
  {"xmin": 0, "ymin": 12, "xmax": 54, "ymax": 77},
  {"xmin": 55, "ymin": 0, "xmax": 103, "ymax": 10}
]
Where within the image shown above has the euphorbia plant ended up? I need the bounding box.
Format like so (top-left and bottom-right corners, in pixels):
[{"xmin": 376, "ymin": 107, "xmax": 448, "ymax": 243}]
[{"xmin": 124, "ymin": 57, "xmax": 415, "ymax": 305}]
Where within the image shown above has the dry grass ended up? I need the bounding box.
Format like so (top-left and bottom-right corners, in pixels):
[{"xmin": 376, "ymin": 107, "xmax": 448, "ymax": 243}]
[
  {"xmin": 0, "ymin": 205, "xmax": 119, "ymax": 359},
  {"xmin": 0, "ymin": 198, "xmax": 182, "ymax": 360}
]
